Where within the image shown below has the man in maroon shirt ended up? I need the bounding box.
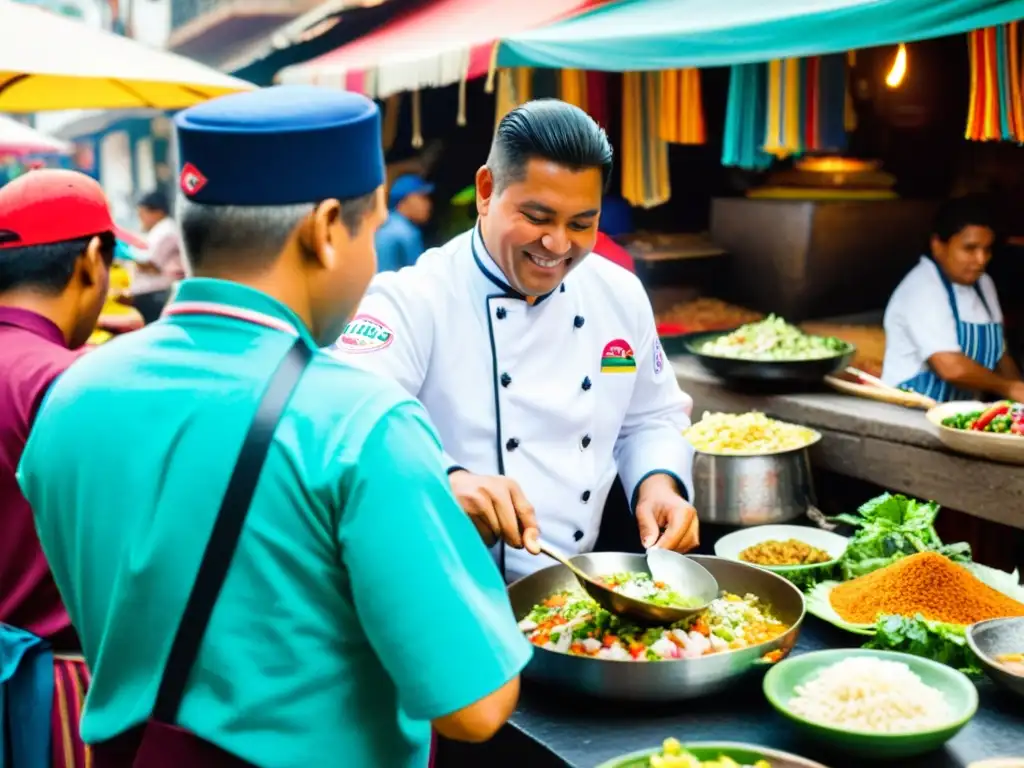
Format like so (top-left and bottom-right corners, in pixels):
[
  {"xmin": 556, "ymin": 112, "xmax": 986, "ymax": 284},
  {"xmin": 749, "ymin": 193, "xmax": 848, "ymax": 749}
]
[{"xmin": 0, "ymin": 169, "xmax": 145, "ymax": 768}]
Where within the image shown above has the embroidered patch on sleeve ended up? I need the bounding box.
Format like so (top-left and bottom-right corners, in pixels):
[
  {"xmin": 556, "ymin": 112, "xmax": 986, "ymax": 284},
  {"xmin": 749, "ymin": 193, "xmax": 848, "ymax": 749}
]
[
  {"xmin": 653, "ymin": 337, "xmax": 665, "ymax": 375},
  {"xmin": 335, "ymin": 314, "xmax": 394, "ymax": 353}
]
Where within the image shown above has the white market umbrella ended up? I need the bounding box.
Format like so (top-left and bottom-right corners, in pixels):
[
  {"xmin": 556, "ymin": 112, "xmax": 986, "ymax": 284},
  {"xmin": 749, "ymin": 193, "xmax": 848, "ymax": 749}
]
[
  {"xmin": 0, "ymin": 0, "xmax": 255, "ymax": 113},
  {"xmin": 0, "ymin": 113, "xmax": 71, "ymax": 155}
]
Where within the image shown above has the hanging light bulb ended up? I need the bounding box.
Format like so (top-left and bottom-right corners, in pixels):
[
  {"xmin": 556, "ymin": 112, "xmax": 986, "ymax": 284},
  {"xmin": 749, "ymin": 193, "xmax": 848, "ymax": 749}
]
[{"xmin": 886, "ymin": 43, "xmax": 908, "ymax": 88}]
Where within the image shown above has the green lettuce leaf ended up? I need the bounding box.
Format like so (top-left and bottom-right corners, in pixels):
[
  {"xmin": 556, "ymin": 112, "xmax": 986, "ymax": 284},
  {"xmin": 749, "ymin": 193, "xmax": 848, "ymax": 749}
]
[
  {"xmin": 857, "ymin": 493, "xmax": 906, "ymax": 524},
  {"xmin": 804, "ymin": 582, "xmax": 876, "ymax": 635},
  {"xmin": 778, "ymin": 561, "xmax": 838, "ymax": 592},
  {"xmin": 831, "ymin": 493, "xmax": 972, "ymax": 580},
  {"xmin": 967, "ymin": 562, "xmax": 1024, "ymax": 602},
  {"xmin": 865, "ymin": 614, "xmax": 984, "ymax": 677}
]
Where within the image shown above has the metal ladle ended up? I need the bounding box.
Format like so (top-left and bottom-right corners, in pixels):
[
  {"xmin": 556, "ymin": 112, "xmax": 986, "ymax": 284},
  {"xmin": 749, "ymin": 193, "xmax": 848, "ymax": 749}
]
[{"xmin": 537, "ymin": 542, "xmax": 719, "ymax": 625}]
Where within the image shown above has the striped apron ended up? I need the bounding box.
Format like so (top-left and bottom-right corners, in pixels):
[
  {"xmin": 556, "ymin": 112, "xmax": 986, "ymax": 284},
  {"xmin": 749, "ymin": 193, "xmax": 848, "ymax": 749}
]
[
  {"xmin": 898, "ymin": 257, "xmax": 1004, "ymax": 403},
  {"xmin": 52, "ymin": 655, "xmax": 91, "ymax": 768}
]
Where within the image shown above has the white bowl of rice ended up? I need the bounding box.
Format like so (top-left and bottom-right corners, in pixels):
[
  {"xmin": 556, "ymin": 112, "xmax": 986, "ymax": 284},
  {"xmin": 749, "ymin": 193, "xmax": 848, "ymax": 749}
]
[{"xmin": 763, "ymin": 649, "xmax": 978, "ymax": 759}]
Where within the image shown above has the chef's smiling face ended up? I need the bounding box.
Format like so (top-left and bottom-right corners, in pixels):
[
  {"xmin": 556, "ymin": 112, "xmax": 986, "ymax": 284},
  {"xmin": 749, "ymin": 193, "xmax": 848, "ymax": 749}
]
[
  {"xmin": 476, "ymin": 158, "xmax": 603, "ymax": 297},
  {"xmin": 932, "ymin": 224, "xmax": 995, "ymax": 286}
]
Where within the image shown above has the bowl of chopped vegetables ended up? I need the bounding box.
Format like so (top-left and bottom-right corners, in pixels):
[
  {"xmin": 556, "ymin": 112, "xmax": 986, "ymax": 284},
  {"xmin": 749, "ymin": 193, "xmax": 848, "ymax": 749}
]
[
  {"xmin": 926, "ymin": 400, "xmax": 1024, "ymax": 465},
  {"xmin": 596, "ymin": 739, "xmax": 829, "ymax": 768},
  {"xmin": 685, "ymin": 315, "xmax": 855, "ymax": 383}
]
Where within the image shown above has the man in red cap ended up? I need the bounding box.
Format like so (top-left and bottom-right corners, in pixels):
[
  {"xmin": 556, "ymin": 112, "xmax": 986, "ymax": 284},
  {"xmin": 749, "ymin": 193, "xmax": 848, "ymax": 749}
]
[{"xmin": 0, "ymin": 168, "xmax": 145, "ymax": 768}]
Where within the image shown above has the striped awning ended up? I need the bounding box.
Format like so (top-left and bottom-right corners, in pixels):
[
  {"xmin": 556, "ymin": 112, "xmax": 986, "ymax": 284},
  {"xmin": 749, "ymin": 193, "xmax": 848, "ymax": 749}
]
[{"xmin": 277, "ymin": 0, "xmax": 602, "ymax": 98}]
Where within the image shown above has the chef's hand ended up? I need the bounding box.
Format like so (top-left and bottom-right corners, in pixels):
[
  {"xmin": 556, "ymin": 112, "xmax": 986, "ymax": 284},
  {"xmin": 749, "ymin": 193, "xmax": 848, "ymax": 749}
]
[
  {"xmin": 635, "ymin": 474, "xmax": 700, "ymax": 552},
  {"xmin": 448, "ymin": 470, "xmax": 541, "ymax": 554}
]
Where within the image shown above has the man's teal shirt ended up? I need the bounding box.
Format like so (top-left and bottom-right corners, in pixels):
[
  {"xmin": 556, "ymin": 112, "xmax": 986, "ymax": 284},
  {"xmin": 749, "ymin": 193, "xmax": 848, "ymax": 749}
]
[{"xmin": 18, "ymin": 278, "xmax": 531, "ymax": 767}]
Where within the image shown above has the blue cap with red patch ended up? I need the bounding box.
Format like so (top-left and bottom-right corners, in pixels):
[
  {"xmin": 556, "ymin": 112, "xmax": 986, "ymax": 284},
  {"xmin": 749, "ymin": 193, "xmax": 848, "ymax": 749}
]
[{"xmin": 174, "ymin": 85, "xmax": 385, "ymax": 206}]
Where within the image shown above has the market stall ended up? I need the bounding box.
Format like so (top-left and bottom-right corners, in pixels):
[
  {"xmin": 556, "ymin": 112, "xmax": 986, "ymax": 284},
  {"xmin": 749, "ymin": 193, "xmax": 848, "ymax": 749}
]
[
  {"xmin": 0, "ymin": 0, "xmax": 253, "ymax": 111},
  {"xmin": 496, "ymin": 0, "xmax": 1024, "ymax": 71},
  {"xmin": 0, "ymin": 114, "xmax": 70, "ymax": 156}
]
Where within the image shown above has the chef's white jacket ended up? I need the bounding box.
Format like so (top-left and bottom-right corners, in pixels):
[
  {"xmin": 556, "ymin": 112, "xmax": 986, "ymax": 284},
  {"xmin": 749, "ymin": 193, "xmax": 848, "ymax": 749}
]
[{"xmin": 332, "ymin": 227, "xmax": 694, "ymax": 582}]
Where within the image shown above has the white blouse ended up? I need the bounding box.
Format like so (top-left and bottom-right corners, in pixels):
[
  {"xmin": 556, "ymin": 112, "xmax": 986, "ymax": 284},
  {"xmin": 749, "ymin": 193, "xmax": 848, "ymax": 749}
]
[{"xmin": 882, "ymin": 256, "xmax": 1003, "ymax": 387}]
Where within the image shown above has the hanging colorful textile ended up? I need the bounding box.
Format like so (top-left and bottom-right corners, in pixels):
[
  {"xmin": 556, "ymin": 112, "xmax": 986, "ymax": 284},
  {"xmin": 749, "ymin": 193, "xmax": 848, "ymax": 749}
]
[
  {"xmin": 966, "ymin": 23, "xmax": 1024, "ymax": 142},
  {"xmin": 621, "ymin": 72, "xmax": 670, "ymax": 208},
  {"xmin": 764, "ymin": 58, "xmax": 802, "ymax": 157},
  {"xmin": 494, "ymin": 68, "xmax": 535, "ymax": 130},
  {"xmin": 559, "ymin": 69, "xmax": 588, "ymax": 112},
  {"xmin": 818, "ymin": 53, "xmax": 850, "ymax": 152},
  {"xmin": 845, "ymin": 51, "xmax": 859, "ymax": 133},
  {"xmin": 722, "ymin": 63, "xmax": 773, "ymax": 171},
  {"xmin": 532, "ymin": 68, "xmax": 559, "ymax": 100},
  {"xmin": 586, "ymin": 72, "xmax": 609, "ymax": 127},
  {"xmin": 658, "ymin": 69, "xmax": 706, "ymax": 145}
]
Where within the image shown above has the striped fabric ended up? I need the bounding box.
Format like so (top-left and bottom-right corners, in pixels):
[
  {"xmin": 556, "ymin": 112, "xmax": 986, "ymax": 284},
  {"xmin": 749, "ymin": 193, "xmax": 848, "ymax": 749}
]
[
  {"xmin": 493, "ymin": 68, "xmax": 534, "ymax": 130},
  {"xmin": 966, "ymin": 23, "xmax": 1024, "ymax": 142},
  {"xmin": 559, "ymin": 69, "xmax": 588, "ymax": 112},
  {"xmin": 621, "ymin": 72, "xmax": 671, "ymax": 209},
  {"xmin": 658, "ymin": 69, "xmax": 706, "ymax": 145},
  {"xmin": 52, "ymin": 655, "xmax": 91, "ymax": 768},
  {"xmin": 722, "ymin": 63, "xmax": 774, "ymax": 171}
]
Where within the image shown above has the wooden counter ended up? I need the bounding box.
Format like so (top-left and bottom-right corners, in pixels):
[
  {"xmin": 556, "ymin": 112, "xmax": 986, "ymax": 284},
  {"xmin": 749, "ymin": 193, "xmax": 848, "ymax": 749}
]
[{"xmin": 673, "ymin": 356, "xmax": 1024, "ymax": 532}]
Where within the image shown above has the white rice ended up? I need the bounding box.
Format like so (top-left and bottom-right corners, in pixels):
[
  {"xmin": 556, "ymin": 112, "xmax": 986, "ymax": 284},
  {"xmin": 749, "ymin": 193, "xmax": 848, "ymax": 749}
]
[{"xmin": 788, "ymin": 657, "xmax": 954, "ymax": 733}]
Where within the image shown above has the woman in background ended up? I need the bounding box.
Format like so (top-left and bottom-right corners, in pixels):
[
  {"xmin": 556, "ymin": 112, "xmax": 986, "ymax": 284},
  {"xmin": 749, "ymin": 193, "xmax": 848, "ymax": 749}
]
[{"xmin": 882, "ymin": 195, "xmax": 1024, "ymax": 402}]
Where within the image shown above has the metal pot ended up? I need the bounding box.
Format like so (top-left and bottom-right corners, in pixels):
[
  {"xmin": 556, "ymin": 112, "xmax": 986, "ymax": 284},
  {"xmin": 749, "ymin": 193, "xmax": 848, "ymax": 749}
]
[
  {"xmin": 507, "ymin": 554, "xmax": 805, "ymax": 702},
  {"xmin": 692, "ymin": 436, "xmax": 820, "ymax": 527}
]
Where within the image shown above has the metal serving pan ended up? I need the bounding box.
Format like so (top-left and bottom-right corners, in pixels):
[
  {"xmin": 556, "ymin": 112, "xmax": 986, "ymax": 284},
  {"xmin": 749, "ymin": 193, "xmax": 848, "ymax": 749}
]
[{"xmin": 507, "ymin": 554, "xmax": 805, "ymax": 701}]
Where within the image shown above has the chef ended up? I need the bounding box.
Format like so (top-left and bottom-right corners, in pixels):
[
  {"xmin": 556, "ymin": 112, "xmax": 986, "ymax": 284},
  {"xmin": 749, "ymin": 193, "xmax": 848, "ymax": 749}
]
[
  {"xmin": 883, "ymin": 195, "xmax": 1024, "ymax": 403},
  {"xmin": 332, "ymin": 99, "xmax": 698, "ymax": 582}
]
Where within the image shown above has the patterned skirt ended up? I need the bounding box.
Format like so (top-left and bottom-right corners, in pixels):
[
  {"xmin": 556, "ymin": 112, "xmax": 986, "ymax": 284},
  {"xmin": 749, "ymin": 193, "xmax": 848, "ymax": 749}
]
[{"xmin": 52, "ymin": 654, "xmax": 91, "ymax": 768}]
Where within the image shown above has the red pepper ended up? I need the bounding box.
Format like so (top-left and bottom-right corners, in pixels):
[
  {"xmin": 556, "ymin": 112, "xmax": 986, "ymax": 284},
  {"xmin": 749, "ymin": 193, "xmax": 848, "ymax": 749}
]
[
  {"xmin": 1012, "ymin": 421, "xmax": 1024, "ymax": 435},
  {"xmin": 972, "ymin": 402, "xmax": 1011, "ymax": 431}
]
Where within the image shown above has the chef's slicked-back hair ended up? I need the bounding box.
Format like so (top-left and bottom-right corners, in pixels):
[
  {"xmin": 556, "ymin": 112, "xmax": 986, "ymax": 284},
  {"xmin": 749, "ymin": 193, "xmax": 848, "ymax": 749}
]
[
  {"xmin": 932, "ymin": 194, "xmax": 998, "ymax": 242},
  {"xmin": 487, "ymin": 99, "xmax": 613, "ymax": 194}
]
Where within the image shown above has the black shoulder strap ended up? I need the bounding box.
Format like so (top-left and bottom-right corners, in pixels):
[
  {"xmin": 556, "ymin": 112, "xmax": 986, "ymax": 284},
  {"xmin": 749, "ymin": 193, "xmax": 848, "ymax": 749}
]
[{"xmin": 152, "ymin": 338, "xmax": 314, "ymax": 724}]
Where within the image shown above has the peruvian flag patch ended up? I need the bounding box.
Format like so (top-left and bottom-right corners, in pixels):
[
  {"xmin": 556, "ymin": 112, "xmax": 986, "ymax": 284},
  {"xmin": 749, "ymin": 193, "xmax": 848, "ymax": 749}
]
[{"xmin": 180, "ymin": 162, "xmax": 208, "ymax": 197}]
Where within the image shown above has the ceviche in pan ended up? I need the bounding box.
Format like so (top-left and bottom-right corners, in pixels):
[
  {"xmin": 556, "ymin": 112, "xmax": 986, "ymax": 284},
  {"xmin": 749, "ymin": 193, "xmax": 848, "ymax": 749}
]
[
  {"xmin": 598, "ymin": 571, "xmax": 705, "ymax": 608},
  {"xmin": 519, "ymin": 572, "xmax": 788, "ymax": 662}
]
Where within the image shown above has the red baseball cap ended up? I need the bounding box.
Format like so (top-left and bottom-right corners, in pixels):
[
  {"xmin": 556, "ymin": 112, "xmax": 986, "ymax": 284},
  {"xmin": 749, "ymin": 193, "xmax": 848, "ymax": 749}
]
[{"xmin": 0, "ymin": 169, "xmax": 147, "ymax": 250}]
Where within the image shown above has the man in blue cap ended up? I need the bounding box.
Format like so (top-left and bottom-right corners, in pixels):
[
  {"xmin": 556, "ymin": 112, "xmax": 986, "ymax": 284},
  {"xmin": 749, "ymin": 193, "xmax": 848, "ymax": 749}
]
[
  {"xmin": 376, "ymin": 173, "xmax": 434, "ymax": 272},
  {"xmin": 17, "ymin": 86, "xmax": 530, "ymax": 767}
]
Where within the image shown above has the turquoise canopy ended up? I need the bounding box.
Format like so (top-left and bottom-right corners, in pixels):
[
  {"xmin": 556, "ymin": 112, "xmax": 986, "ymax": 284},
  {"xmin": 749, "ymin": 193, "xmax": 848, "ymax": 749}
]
[{"xmin": 497, "ymin": 0, "xmax": 1024, "ymax": 70}]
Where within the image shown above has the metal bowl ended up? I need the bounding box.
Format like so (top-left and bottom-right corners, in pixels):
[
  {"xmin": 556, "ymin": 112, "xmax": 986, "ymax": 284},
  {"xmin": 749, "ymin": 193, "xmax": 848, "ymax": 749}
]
[
  {"xmin": 684, "ymin": 330, "xmax": 855, "ymax": 383},
  {"xmin": 966, "ymin": 617, "xmax": 1024, "ymax": 700},
  {"xmin": 692, "ymin": 442, "xmax": 819, "ymax": 526},
  {"xmin": 507, "ymin": 554, "xmax": 806, "ymax": 701}
]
